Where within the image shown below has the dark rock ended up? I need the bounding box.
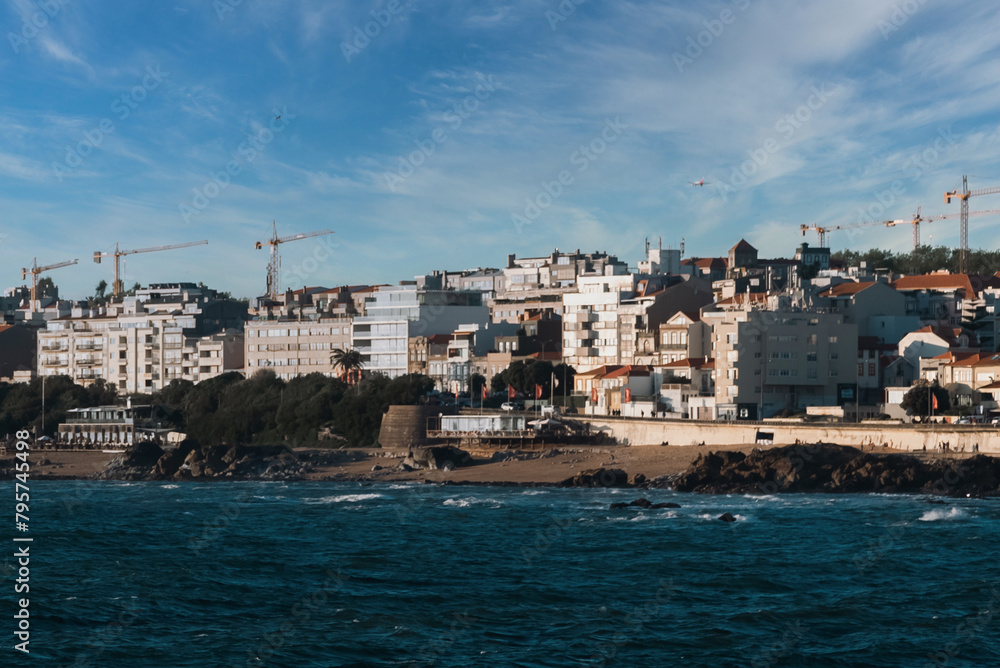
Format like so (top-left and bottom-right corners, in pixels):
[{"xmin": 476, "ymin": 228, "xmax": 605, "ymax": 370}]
[
  {"xmin": 631, "ymin": 473, "xmax": 647, "ymax": 486},
  {"xmin": 558, "ymin": 468, "xmax": 629, "ymax": 488},
  {"xmin": 629, "ymin": 498, "xmax": 652, "ymax": 508},
  {"xmin": 673, "ymin": 443, "xmax": 1000, "ymax": 497},
  {"xmin": 96, "ymin": 442, "xmax": 165, "ymax": 480},
  {"xmin": 718, "ymin": 512, "xmax": 737, "ymax": 522},
  {"xmin": 609, "ymin": 502, "xmax": 630, "ymax": 509},
  {"xmin": 407, "ymin": 445, "xmax": 471, "ymax": 470}
]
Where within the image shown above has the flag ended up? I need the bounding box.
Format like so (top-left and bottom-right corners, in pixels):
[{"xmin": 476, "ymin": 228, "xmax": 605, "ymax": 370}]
[
  {"xmin": 624, "ymin": 388, "xmax": 632, "ymax": 403},
  {"xmin": 932, "ymin": 393, "xmax": 938, "ymax": 411},
  {"xmin": 535, "ymin": 384, "xmax": 543, "ymax": 399},
  {"xmin": 591, "ymin": 387, "xmax": 598, "ymax": 403},
  {"xmin": 552, "ymin": 372, "xmax": 559, "ymax": 389},
  {"xmin": 481, "ymin": 385, "xmax": 488, "ymax": 400},
  {"xmin": 508, "ymin": 384, "xmax": 516, "ymax": 400}
]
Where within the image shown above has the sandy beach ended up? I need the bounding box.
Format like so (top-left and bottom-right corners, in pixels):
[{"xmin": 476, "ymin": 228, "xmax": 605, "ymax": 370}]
[
  {"xmin": 15, "ymin": 444, "xmax": 742, "ymax": 483},
  {"xmin": 11, "ymin": 443, "xmax": 980, "ymax": 485}
]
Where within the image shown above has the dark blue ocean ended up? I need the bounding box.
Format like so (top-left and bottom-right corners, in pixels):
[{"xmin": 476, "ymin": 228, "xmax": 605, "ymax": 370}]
[{"xmin": 6, "ymin": 482, "xmax": 1000, "ymax": 667}]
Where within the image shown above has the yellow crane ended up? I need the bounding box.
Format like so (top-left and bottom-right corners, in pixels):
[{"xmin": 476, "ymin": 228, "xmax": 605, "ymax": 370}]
[
  {"xmin": 94, "ymin": 240, "xmax": 209, "ymax": 298},
  {"xmin": 799, "ymin": 220, "xmax": 884, "ymax": 246},
  {"xmin": 255, "ymin": 221, "xmax": 334, "ymax": 300},
  {"xmin": 945, "ymin": 175, "xmax": 1000, "ymax": 273},
  {"xmin": 885, "ymin": 206, "xmax": 1000, "ymax": 250},
  {"xmin": 21, "ymin": 257, "xmax": 78, "ymax": 309}
]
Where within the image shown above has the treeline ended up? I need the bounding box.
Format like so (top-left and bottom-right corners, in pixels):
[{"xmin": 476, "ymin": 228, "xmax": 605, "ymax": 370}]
[
  {"xmin": 490, "ymin": 360, "xmax": 576, "ymax": 397},
  {"xmin": 147, "ymin": 370, "xmax": 433, "ymax": 447},
  {"xmin": 832, "ymin": 246, "xmax": 1000, "ymax": 276},
  {"xmin": 0, "ymin": 376, "xmax": 117, "ymax": 438}
]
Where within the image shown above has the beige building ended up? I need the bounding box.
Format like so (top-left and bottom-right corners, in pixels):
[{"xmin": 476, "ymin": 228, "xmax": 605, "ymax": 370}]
[
  {"xmin": 245, "ymin": 318, "xmax": 353, "ymax": 381},
  {"xmin": 709, "ymin": 309, "xmax": 858, "ymax": 420}
]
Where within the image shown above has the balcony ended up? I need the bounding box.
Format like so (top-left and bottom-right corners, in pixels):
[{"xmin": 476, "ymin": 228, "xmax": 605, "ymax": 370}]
[
  {"xmin": 41, "ymin": 344, "xmax": 67, "ymax": 352},
  {"xmin": 76, "ymin": 343, "xmax": 103, "ymax": 351},
  {"xmin": 42, "ymin": 358, "xmax": 67, "ymax": 367}
]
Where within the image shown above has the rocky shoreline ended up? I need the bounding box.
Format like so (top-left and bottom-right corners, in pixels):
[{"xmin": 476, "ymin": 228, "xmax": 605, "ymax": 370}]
[
  {"xmin": 671, "ymin": 443, "xmax": 1000, "ymax": 497},
  {"xmin": 5, "ymin": 441, "xmax": 999, "ymax": 497}
]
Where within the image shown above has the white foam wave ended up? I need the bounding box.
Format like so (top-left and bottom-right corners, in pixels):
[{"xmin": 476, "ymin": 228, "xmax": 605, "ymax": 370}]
[
  {"xmin": 306, "ymin": 493, "xmax": 384, "ymax": 504},
  {"xmin": 161, "ymin": 484, "xmax": 179, "ymax": 489},
  {"xmin": 918, "ymin": 507, "xmax": 965, "ymax": 522}
]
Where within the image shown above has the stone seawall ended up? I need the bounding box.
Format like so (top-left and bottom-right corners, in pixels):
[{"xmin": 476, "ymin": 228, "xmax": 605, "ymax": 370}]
[{"xmin": 577, "ymin": 417, "xmax": 1000, "ymax": 454}]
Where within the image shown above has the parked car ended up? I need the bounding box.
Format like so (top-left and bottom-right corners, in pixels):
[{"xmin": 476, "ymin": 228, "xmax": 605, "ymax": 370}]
[{"xmin": 501, "ymin": 401, "xmax": 524, "ymax": 411}]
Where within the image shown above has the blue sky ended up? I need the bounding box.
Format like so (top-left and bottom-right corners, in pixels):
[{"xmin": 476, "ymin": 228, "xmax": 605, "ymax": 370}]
[{"xmin": 2, "ymin": 0, "xmax": 1000, "ymax": 300}]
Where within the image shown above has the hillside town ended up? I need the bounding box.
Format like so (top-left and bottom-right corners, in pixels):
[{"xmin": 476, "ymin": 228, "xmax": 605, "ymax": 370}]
[{"xmin": 4, "ymin": 237, "xmax": 1000, "ymax": 426}]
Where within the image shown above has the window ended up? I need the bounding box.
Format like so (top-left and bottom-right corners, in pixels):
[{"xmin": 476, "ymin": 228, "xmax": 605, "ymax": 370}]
[
  {"xmin": 806, "ymin": 352, "xmax": 817, "ymax": 362},
  {"xmin": 830, "ymin": 369, "xmax": 838, "ymax": 377},
  {"xmin": 858, "ymin": 364, "xmax": 864, "ymax": 377},
  {"xmin": 807, "ymin": 369, "xmax": 817, "ymax": 380},
  {"xmin": 830, "ymin": 352, "xmax": 838, "ymax": 360},
  {"xmin": 829, "ymin": 336, "xmax": 838, "ymax": 343},
  {"xmin": 806, "ymin": 334, "xmax": 817, "ymax": 345}
]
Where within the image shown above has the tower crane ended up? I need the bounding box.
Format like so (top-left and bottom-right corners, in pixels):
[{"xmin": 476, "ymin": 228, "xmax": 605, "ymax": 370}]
[
  {"xmin": 799, "ymin": 220, "xmax": 884, "ymax": 246},
  {"xmin": 94, "ymin": 240, "xmax": 209, "ymax": 298},
  {"xmin": 21, "ymin": 257, "xmax": 78, "ymax": 309},
  {"xmin": 885, "ymin": 206, "xmax": 1000, "ymax": 251},
  {"xmin": 254, "ymin": 221, "xmax": 334, "ymax": 301},
  {"xmin": 945, "ymin": 175, "xmax": 1000, "ymax": 273}
]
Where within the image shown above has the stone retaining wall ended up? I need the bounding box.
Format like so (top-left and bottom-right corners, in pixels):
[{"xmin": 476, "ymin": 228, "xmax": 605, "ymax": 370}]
[{"xmin": 576, "ymin": 417, "xmax": 1000, "ymax": 453}]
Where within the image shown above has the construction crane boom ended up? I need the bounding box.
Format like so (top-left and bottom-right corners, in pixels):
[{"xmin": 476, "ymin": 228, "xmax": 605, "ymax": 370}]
[
  {"xmin": 254, "ymin": 221, "xmax": 334, "ymax": 300},
  {"xmin": 886, "ymin": 207, "xmax": 1000, "ymax": 249},
  {"xmin": 94, "ymin": 240, "xmax": 209, "ymax": 298},
  {"xmin": 799, "ymin": 220, "xmax": 883, "ymax": 247},
  {"xmin": 945, "ymin": 175, "xmax": 1000, "ymax": 273},
  {"xmin": 21, "ymin": 257, "xmax": 79, "ymax": 308}
]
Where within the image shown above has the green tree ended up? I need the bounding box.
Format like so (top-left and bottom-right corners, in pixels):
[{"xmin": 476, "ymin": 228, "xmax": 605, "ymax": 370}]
[
  {"xmin": 330, "ymin": 348, "xmax": 364, "ymax": 382},
  {"xmin": 468, "ymin": 373, "xmax": 486, "ymax": 397},
  {"xmin": 900, "ymin": 382, "xmax": 950, "ymax": 417}
]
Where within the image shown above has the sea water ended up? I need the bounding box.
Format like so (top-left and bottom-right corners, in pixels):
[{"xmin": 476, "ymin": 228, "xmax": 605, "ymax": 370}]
[{"xmin": 7, "ymin": 481, "xmax": 1000, "ymax": 667}]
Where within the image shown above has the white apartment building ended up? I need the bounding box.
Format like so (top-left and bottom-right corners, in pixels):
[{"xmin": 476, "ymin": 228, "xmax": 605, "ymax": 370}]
[
  {"xmin": 37, "ymin": 284, "xmax": 245, "ymax": 393},
  {"xmin": 352, "ymin": 285, "xmax": 490, "ymax": 378},
  {"xmin": 562, "ymin": 273, "xmax": 637, "ymax": 372},
  {"xmin": 708, "ymin": 309, "xmax": 858, "ymax": 420}
]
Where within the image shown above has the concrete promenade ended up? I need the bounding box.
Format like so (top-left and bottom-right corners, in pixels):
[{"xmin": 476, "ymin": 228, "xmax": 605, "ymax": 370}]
[{"xmin": 576, "ymin": 416, "xmax": 1000, "ymax": 454}]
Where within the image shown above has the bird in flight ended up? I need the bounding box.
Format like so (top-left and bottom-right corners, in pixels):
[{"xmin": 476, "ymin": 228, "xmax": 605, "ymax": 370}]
[{"xmin": 689, "ymin": 178, "xmax": 708, "ymax": 186}]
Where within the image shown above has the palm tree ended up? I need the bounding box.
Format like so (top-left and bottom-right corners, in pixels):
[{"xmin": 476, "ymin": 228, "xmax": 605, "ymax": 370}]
[{"xmin": 330, "ymin": 348, "xmax": 364, "ymax": 384}]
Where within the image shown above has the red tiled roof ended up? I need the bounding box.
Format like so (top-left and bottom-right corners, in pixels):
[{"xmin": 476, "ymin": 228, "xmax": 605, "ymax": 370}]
[
  {"xmin": 892, "ymin": 273, "xmax": 976, "ymax": 298},
  {"xmin": 947, "ymin": 354, "xmax": 984, "ymax": 367},
  {"xmin": 820, "ymin": 281, "xmax": 877, "ymax": 297},
  {"xmin": 730, "ymin": 239, "xmax": 757, "ymax": 253},
  {"xmin": 603, "ymin": 365, "xmax": 652, "ymax": 379},
  {"xmin": 682, "ymin": 257, "xmax": 727, "ymax": 270}
]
